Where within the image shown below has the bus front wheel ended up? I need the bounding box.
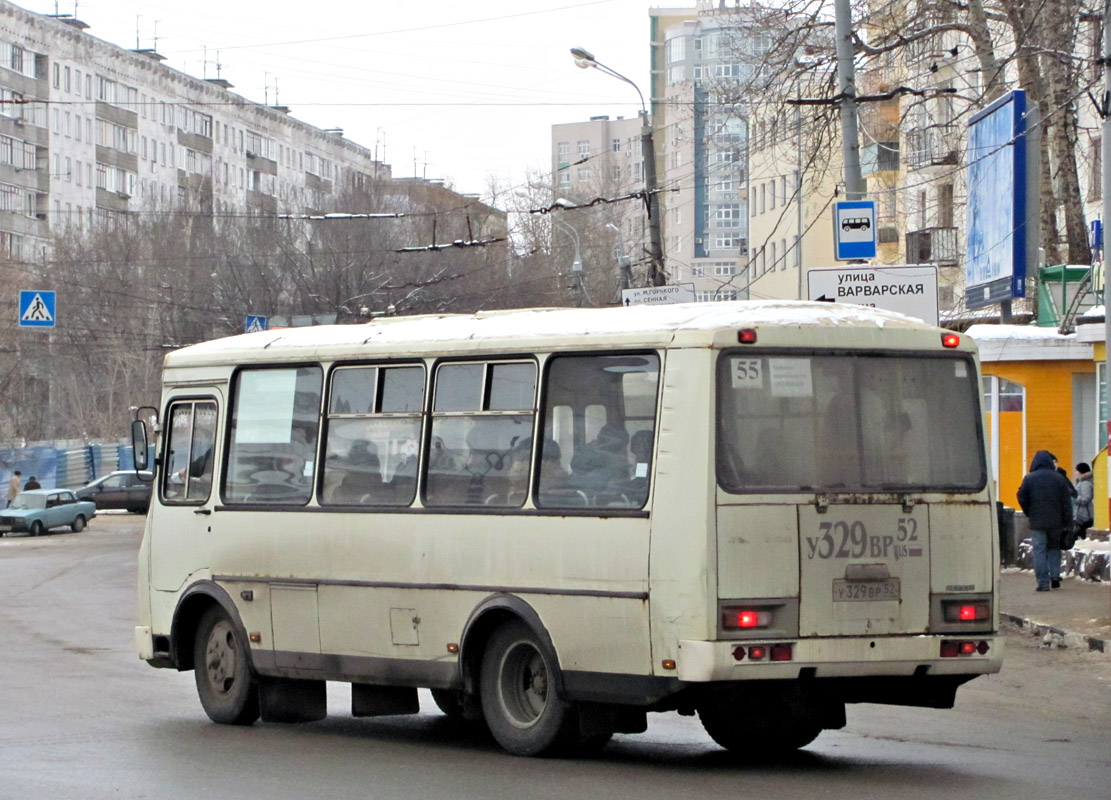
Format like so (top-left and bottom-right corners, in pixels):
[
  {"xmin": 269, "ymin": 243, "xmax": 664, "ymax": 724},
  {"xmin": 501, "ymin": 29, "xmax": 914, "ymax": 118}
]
[
  {"xmin": 480, "ymin": 620, "xmax": 576, "ymax": 756},
  {"xmin": 193, "ymin": 607, "xmax": 260, "ymax": 726}
]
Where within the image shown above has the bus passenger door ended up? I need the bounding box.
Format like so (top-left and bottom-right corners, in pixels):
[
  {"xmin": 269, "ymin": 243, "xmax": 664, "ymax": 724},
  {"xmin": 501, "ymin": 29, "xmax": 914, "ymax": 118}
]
[{"xmin": 149, "ymin": 397, "xmax": 220, "ymax": 592}]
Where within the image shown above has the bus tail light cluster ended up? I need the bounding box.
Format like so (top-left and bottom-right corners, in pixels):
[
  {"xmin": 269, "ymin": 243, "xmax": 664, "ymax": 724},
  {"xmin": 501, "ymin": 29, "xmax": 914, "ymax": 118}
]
[
  {"xmin": 941, "ymin": 600, "xmax": 991, "ymax": 623},
  {"xmin": 940, "ymin": 639, "xmax": 990, "ymax": 658},
  {"xmin": 722, "ymin": 607, "xmax": 772, "ymax": 630},
  {"xmin": 732, "ymin": 643, "xmax": 793, "ymax": 662}
]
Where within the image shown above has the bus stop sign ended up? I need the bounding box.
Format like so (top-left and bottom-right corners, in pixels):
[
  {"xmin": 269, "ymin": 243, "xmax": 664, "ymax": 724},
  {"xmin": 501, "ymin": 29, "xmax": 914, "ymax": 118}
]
[{"xmin": 833, "ymin": 200, "xmax": 877, "ymax": 261}]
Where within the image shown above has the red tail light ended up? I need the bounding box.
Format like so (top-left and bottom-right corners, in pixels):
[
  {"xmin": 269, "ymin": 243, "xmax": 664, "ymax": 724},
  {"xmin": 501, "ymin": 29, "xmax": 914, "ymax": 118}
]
[
  {"xmin": 721, "ymin": 607, "xmax": 771, "ymax": 630},
  {"xmin": 738, "ymin": 329, "xmax": 758, "ymax": 344},
  {"xmin": 941, "ymin": 333, "xmax": 960, "ymax": 348},
  {"xmin": 770, "ymin": 643, "xmax": 793, "ymax": 662},
  {"xmin": 941, "ymin": 639, "xmax": 990, "ymax": 657},
  {"xmin": 732, "ymin": 643, "xmax": 794, "ymax": 662},
  {"xmin": 942, "ymin": 600, "xmax": 991, "ymax": 623}
]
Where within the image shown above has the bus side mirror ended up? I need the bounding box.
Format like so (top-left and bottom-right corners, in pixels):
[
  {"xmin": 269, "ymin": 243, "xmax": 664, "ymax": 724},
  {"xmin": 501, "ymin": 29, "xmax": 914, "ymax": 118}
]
[{"xmin": 132, "ymin": 419, "xmax": 150, "ymax": 471}]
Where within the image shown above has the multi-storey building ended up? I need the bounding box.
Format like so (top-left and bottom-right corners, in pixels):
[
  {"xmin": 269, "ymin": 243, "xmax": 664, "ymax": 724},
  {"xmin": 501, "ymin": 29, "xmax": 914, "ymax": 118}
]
[
  {"xmin": 550, "ymin": 114, "xmax": 646, "ymax": 289},
  {"xmin": 0, "ymin": 1, "xmax": 392, "ymax": 262},
  {"xmin": 552, "ymin": 4, "xmax": 795, "ymax": 301},
  {"xmin": 746, "ymin": 102, "xmax": 838, "ymax": 301},
  {"xmin": 649, "ymin": 2, "xmax": 790, "ymax": 301}
]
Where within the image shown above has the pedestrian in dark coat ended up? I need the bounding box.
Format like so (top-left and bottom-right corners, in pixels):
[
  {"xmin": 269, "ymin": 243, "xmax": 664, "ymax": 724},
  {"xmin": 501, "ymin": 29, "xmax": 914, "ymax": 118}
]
[
  {"xmin": 1016, "ymin": 450, "xmax": 1074, "ymax": 591},
  {"xmin": 23, "ymin": 476, "xmax": 40, "ymax": 490}
]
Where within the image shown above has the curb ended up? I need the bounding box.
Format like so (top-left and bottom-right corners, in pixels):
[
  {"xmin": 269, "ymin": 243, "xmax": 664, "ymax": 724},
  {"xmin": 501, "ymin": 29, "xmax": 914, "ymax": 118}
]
[{"xmin": 1001, "ymin": 612, "xmax": 1109, "ymax": 655}]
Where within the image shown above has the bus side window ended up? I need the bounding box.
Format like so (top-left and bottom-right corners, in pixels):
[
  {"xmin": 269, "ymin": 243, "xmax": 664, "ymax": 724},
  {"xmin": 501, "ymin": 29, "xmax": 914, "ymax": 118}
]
[
  {"xmin": 224, "ymin": 367, "xmax": 322, "ymax": 505},
  {"xmin": 537, "ymin": 353, "xmax": 659, "ymax": 510},
  {"xmin": 322, "ymin": 365, "xmax": 424, "ymax": 507},
  {"xmin": 425, "ymin": 361, "xmax": 536, "ymax": 508}
]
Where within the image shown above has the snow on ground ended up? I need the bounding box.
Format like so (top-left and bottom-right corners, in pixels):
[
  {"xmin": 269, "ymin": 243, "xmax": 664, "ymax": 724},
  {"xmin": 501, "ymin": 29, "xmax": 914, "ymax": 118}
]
[{"xmin": 1015, "ymin": 536, "xmax": 1110, "ymax": 581}]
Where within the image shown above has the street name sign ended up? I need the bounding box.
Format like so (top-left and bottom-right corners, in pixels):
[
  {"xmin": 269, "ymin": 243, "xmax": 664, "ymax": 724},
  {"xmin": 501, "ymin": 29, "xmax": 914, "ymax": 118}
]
[
  {"xmin": 621, "ymin": 282, "xmax": 696, "ymax": 306},
  {"xmin": 19, "ymin": 290, "xmax": 56, "ymax": 328},
  {"xmin": 833, "ymin": 200, "xmax": 877, "ymax": 261},
  {"xmin": 808, "ymin": 265, "xmax": 939, "ymax": 326}
]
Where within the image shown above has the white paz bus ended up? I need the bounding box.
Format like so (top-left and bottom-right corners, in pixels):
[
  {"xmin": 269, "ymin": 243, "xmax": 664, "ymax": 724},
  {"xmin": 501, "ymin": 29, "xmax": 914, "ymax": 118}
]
[{"xmin": 133, "ymin": 301, "xmax": 1002, "ymax": 757}]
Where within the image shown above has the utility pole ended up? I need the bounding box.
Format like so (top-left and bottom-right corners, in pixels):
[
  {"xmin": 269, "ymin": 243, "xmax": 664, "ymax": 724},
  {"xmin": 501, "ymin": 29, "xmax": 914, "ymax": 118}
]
[
  {"xmin": 833, "ymin": 0, "xmax": 864, "ymax": 200},
  {"xmin": 1103, "ymin": 0, "xmax": 1110, "ymax": 493},
  {"xmin": 640, "ymin": 112, "xmax": 667, "ymax": 286}
]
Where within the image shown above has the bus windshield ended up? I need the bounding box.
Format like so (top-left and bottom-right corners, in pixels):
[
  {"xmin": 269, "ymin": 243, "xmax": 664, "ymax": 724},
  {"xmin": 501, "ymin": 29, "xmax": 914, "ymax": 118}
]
[{"xmin": 716, "ymin": 352, "xmax": 985, "ymax": 493}]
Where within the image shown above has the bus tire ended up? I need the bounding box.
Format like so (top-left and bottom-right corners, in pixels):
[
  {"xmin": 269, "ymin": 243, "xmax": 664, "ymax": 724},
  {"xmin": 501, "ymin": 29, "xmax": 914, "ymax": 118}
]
[
  {"xmin": 480, "ymin": 620, "xmax": 576, "ymax": 756},
  {"xmin": 698, "ymin": 684, "xmax": 821, "ymax": 756},
  {"xmin": 193, "ymin": 606, "xmax": 260, "ymax": 726}
]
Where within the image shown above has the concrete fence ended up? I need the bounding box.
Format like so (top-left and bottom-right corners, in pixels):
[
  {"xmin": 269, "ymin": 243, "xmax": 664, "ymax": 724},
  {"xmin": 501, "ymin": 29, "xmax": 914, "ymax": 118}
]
[{"xmin": 1, "ymin": 441, "xmax": 135, "ymax": 493}]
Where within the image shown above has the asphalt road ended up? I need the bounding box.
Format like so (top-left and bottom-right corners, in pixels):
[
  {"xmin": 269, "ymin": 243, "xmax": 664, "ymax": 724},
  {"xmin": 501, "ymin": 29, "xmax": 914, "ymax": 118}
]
[{"xmin": 1, "ymin": 514, "xmax": 1108, "ymax": 800}]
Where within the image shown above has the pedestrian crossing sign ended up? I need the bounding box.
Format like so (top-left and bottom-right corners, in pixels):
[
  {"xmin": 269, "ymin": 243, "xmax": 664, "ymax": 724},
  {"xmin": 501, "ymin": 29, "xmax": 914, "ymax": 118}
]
[
  {"xmin": 244, "ymin": 315, "xmax": 267, "ymax": 333},
  {"xmin": 19, "ymin": 290, "xmax": 56, "ymax": 328}
]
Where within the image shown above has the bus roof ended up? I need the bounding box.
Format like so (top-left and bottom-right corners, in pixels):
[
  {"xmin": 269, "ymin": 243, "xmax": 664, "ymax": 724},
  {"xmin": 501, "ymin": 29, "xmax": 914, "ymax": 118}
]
[{"xmin": 165, "ymin": 301, "xmax": 945, "ymax": 366}]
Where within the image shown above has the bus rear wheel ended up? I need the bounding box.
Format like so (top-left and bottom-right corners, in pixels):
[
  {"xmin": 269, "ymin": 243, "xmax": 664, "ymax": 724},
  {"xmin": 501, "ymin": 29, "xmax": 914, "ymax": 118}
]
[
  {"xmin": 698, "ymin": 683, "xmax": 823, "ymax": 756},
  {"xmin": 193, "ymin": 607, "xmax": 260, "ymax": 726},
  {"xmin": 480, "ymin": 620, "xmax": 576, "ymax": 756}
]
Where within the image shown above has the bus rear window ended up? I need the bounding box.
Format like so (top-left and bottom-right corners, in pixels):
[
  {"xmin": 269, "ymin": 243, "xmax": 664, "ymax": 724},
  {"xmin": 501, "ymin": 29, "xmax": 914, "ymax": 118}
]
[{"xmin": 716, "ymin": 353, "xmax": 984, "ymax": 493}]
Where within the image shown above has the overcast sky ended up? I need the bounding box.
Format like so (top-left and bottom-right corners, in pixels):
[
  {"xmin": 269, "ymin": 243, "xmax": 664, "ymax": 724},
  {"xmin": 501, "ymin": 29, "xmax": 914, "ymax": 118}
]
[{"xmin": 26, "ymin": 0, "xmax": 668, "ymax": 197}]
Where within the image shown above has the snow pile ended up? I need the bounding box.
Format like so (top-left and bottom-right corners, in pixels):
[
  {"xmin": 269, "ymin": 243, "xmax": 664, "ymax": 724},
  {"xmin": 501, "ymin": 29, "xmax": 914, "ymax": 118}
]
[{"xmin": 1015, "ymin": 537, "xmax": 1110, "ymax": 582}]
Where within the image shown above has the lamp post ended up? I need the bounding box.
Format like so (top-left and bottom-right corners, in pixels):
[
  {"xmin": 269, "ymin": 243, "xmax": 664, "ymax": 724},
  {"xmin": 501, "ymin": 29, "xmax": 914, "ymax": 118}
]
[
  {"xmin": 529, "ymin": 182, "xmax": 633, "ymax": 294},
  {"xmin": 570, "ymin": 46, "xmax": 666, "ymax": 287},
  {"xmin": 606, "ymin": 222, "xmax": 633, "ymax": 290},
  {"xmin": 553, "ymin": 218, "xmax": 585, "ymax": 307}
]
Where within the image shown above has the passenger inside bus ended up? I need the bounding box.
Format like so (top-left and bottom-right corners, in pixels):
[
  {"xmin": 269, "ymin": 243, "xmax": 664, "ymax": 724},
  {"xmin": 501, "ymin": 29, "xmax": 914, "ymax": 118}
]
[
  {"xmin": 330, "ymin": 439, "xmax": 382, "ymax": 504},
  {"xmin": 568, "ymin": 422, "xmax": 631, "ymax": 498},
  {"xmin": 622, "ymin": 429, "xmax": 654, "ymax": 505}
]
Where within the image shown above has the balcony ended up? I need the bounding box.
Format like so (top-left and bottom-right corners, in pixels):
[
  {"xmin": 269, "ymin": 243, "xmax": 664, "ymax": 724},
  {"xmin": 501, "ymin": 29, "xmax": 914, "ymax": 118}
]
[
  {"xmin": 905, "ymin": 124, "xmax": 960, "ymax": 170},
  {"xmin": 861, "ymin": 141, "xmax": 899, "ymax": 174},
  {"xmin": 906, "ymin": 226, "xmax": 959, "ymax": 265}
]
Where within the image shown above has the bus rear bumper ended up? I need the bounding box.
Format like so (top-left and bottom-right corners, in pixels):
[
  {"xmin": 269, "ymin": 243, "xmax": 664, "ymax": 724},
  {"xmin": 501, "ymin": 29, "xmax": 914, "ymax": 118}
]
[{"xmin": 676, "ymin": 635, "xmax": 1003, "ymax": 682}]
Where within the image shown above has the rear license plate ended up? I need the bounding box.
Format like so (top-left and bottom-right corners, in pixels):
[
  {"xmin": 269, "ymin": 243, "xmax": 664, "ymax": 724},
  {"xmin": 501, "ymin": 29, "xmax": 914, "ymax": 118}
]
[{"xmin": 832, "ymin": 578, "xmax": 900, "ymax": 602}]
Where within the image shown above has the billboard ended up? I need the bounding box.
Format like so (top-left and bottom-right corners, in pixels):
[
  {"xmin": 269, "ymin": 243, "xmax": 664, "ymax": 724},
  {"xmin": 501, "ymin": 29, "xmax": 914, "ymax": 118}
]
[{"xmin": 965, "ymin": 90, "xmax": 1028, "ymax": 309}]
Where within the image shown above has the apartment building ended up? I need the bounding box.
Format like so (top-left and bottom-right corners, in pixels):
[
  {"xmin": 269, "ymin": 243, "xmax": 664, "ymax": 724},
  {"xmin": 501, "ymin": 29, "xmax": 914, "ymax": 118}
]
[
  {"xmin": 550, "ymin": 114, "xmax": 646, "ymax": 288},
  {"xmin": 746, "ymin": 102, "xmax": 837, "ymax": 301},
  {"xmin": 650, "ymin": 2, "xmax": 811, "ymax": 301},
  {"xmin": 0, "ymin": 1, "xmax": 391, "ymax": 262},
  {"xmin": 549, "ymin": 4, "xmax": 794, "ymax": 300}
]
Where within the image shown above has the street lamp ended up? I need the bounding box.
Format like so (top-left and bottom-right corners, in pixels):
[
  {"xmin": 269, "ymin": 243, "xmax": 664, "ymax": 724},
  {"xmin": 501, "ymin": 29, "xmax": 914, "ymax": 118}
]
[
  {"xmin": 570, "ymin": 46, "xmax": 666, "ymax": 287},
  {"xmin": 606, "ymin": 222, "xmax": 632, "ymax": 290},
  {"xmin": 553, "ymin": 218, "xmax": 585, "ymax": 307}
]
